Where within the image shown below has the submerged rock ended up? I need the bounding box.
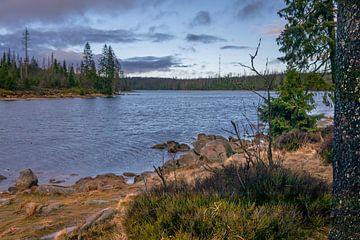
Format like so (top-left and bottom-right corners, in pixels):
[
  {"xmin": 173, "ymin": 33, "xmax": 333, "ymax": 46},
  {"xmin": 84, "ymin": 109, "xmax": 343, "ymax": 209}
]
[
  {"xmin": 14, "ymin": 169, "xmax": 38, "ymax": 192},
  {"xmin": 0, "ymin": 174, "xmax": 7, "ymax": 181},
  {"xmin": 152, "ymin": 141, "xmax": 191, "ymax": 153}
]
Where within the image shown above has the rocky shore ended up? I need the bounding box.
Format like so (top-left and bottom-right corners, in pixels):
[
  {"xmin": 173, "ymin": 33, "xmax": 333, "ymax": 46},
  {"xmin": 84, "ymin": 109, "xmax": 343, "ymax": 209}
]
[{"xmin": 0, "ymin": 130, "xmax": 333, "ymax": 239}]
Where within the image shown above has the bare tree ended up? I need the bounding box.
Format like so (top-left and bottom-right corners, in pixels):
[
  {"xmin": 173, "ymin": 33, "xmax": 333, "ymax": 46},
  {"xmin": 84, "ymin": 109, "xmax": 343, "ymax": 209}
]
[
  {"xmin": 22, "ymin": 27, "xmax": 30, "ymax": 79},
  {"xmin": 238, "ymin": 39, "xmax": 276, "ymax": 167},
  {"xmin": 330, "ymin": 1, "xmax": 360, "ymax": 239}
]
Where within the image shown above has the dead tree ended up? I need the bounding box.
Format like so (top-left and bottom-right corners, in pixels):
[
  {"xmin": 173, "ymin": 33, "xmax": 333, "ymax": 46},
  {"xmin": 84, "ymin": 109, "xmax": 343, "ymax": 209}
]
[
  {"xmin": 22, "ymin": 27, "xmax": 30, "ymax": 80},
  {"xmin": 238, "ymin": 39, "xmax": 275, "ymax": 167},
  {"xmin": 330, "ymin": 1, "xmax": 360, "ymax": 239}
]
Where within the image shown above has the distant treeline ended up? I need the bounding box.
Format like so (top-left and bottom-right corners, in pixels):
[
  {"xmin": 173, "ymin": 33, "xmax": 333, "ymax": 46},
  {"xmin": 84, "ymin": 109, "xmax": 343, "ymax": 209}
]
[
  {"xmin": 0, "ymin": 43, "xmax": 130, "ymax": 94},
  {"xmin": 128, "ymin": 74, "xmax": 283, "ymax": 91},
  {"xmin": 128, "ymin": 73, "xmax": 333, "ymax": 91}
]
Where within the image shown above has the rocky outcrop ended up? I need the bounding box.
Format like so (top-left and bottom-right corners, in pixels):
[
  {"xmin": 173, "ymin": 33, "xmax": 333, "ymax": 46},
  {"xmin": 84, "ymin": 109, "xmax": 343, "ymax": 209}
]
[
  {"xmin": 192, "ymin": 133, "xmax": 228, "ymax": 153},
  {"xmin": 152, "ymin": 141, "xmax": 190, "ymax": 153},
  {"xmin": 199, "ymin": 139, "xmax": 234, "ymax": 162},
  {"xmin": 13, "ymin": 169, "xmax": 38, "ymax": 192},
  {"xmin": 35, "ymin": 185, "xmax": 75, "ymax": 195},
  {"xmin": 24, "ymin": 202, "xmax": 64, "ymax": 217},
  {"xmin": 80, "ymin": 207, "xmax": 118, "ymax": 231},
  {"xmin": 73, "ymin": 173, "xmax": 126, "ymax": 191}
]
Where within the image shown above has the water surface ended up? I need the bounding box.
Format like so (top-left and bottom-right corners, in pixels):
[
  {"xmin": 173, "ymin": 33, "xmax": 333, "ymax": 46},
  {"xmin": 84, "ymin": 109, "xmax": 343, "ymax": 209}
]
[{"xmin": 0, "ymin": 91, "xmax": 333, "ymax": 190}]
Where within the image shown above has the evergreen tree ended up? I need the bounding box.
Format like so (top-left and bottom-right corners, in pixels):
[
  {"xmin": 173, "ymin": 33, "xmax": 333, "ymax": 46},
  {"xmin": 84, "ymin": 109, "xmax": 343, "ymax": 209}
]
[
  {"xmin": 98, "ymin": 44, "xmax": 118, "ymax": 95},
  {"xmin": 330, "ymin": 1, "xmax": 360, "ymax": 238},
  {"xmin": 81, "ymin": 42, "xmax": 97, "ymax": 89},
  {"xmin": 277, "ymin": 0, "xmax": 336, "ymax": 81},
  {"xmin": 259, "ymin": 70, "xmax": 318, "ymax": 136}
]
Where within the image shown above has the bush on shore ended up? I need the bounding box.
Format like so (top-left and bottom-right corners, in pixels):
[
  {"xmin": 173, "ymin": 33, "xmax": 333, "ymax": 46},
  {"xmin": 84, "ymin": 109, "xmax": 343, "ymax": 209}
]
[
  {"xmin": 274, "ymin": 129, "xmax": 321, "ymax": 151},
  {"xmin": 125, "ymin": 164, "xmax": 331, "ymax": 240}
]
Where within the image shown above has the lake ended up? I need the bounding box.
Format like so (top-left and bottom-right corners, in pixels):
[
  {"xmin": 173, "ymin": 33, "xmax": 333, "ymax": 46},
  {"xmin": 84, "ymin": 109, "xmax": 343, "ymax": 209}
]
[{"xmin": 0, "ymin": 91, "xmax": 333, "ymax": 190}]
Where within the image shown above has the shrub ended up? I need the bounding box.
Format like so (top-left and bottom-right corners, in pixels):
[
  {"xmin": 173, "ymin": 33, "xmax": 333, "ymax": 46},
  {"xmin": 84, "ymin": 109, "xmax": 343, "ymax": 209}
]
[
  {"xmin": 318, "ymin": 128, "xmax": 333, "ymax": 164},
  {"xmin": 275, "ymin": 129, "xmax": 321, "ymax": 151},
  {"xmin": 125, "ymin": 165, "xmax": 331, "ymax": 239}
]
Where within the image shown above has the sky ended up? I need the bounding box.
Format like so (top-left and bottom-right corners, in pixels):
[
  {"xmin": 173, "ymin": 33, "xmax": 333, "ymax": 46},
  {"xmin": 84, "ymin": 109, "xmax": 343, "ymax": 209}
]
[{"xmin": 0, "ymin": 0, "xmax": 286, "ymax": 77}]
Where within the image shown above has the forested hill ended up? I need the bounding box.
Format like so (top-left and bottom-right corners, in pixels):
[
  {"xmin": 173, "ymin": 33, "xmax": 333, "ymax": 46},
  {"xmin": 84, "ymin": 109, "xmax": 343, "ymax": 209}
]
[
  {"xmin": 128, "ymin": 74, "xmax": 284, "ymax": 91},
  {"xmin": 128, "ymin": 72, "xmax": 333, "ymax": 91}
]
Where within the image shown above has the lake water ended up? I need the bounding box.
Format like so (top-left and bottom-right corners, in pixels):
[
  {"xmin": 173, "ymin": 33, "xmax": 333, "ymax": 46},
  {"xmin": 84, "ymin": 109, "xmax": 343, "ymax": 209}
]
[{"xmin": 0, "ymin": 91, "xmax": 333, "ymax": 190}]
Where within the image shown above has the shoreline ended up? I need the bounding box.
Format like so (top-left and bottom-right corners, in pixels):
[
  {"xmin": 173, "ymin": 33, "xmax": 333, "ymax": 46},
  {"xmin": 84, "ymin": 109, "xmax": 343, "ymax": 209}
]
[{"xmin": 0, "ymin": 89, "xmax": 105, "ymax": 101}]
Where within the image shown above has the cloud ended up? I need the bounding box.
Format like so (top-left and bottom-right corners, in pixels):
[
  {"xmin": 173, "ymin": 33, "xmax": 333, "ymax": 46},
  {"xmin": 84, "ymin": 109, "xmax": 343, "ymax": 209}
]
[
  {"xmin": 185, "ymin": 34, "xmax": 226, "ymax": 44},
  {"xmin": 146, "ymin": 33, "xmax": 175, "ymax": 42},
  {"xmin": 220, "ymin": 45, "xmax": 251, "ymax": 50},
  {"xmin": 261, "ymin": 23, "xmax": 284, "ymax": 36},
  {"xmin": 190, "ymin": 11, "xmax": 211, "ymax": 27},
  {"xmin": 0, "ymin": 0, "xmax": 165, "ymax": 27},
  {"xmin": 179, "ymin": 46, "xmax": 196, "ymax": 53},
  {"xmin": 0, "ymin": 27, "xmax": 174, "ymax": 54},
  {"xmin": 232, "ymin": 0, "xmax": 276, "ymax": 20},
  {"xmin": 121, "ymin": 55, "xmax": 180, "ymax": 73}
]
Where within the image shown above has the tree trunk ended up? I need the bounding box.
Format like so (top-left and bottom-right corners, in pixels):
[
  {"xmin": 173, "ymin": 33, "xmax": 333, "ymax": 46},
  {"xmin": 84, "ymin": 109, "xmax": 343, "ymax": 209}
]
[{"xmin": 330, "ymin": 1, "xmax": 360, "ymax": 239}]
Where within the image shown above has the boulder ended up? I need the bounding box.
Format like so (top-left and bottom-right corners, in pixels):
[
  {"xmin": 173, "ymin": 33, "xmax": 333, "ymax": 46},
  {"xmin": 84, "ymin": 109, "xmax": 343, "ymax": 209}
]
[
  {"xmin": 164, "ymin": 150, "xmax": 200, "ymax": 169},
  {"xmin": 151, "ymin": 143, "xmax": 167, "ymax": 150},
  {"xmin": 192, "ymin": 134, "xmax": 228, "ymax": 153},
  {"xmin": 80, "ymin": 208, "xmax": 118, "ymax": 231},
  {"xmin": 40, "ymin": 203, "xmax": 64, "ymax": 215},
  {"xmin": 199, "ymin": 140, "xmax": 234, "ymax": 162},
  {"xmin": 24, "ymin": 202, "xmax": 43, "ymax": 217},
  {"xmin": 14, "ymin": 169, "xmax": 38, "ymax": 191},
  {"xmin": 152, "ymin": 141, "xmax": 191, "ymax": 153},
  {"xmin": 177, "ymin": 143, "xmax": 191, "ymax": 152},
  {"xmin": 24, "ymin": 202, "xmax": 64, "ymax": 217},
  {"xmin": 35, "ymin": 185, "xmax": 75, "ymax": 195},
  {"xmin": 73, "ymin": 173, "xmax": 126, "ymax": 192}
]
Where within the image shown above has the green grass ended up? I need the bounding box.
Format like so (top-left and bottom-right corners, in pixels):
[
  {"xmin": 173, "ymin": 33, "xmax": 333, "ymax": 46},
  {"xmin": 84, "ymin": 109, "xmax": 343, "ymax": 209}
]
[{"xmin": 125, "ymin": 165, "xmax": 331, "ymax": 240}]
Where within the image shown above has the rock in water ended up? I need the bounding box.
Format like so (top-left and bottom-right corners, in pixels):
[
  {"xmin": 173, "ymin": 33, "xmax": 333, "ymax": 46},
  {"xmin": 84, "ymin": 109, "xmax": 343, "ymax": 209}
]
[
  {"xmin": 0, "ymin": 174, "xmax": 7, "ymax": 181},
  {"xmin": 15, "ymin": 169, "xmax": 38, "ymax": 191}
]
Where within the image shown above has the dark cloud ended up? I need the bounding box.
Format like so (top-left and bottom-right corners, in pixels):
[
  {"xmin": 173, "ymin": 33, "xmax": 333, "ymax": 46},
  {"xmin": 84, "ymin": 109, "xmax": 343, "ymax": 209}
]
[
  {"xmin": 190, "ymin": 11, "xmax": 211, "ymax": 27},
  {"xmin": 0, "ymin": 27, "xmax": 174, "ymax": 54},
  {"xmin": 234, "ymin": 0, "xmax": 273, "ymax": 19},
  {"xmin": 179, "ymin": 46, "xmax": 196, "ymax": 53},
  {"xmin": 0, "ymin": 0, "xmax": 165, "ymax": 27},
  {"xmin": 121, "ymin": 56, "xmax": 180, "ymax": 73},
  {"xmin": 220, "ymin": 45, "xmax": 251, "ymax": 50},
  {"xmin": 185, "ymin": 34, "xmax": 226, "ymax": 44},
  {"xmin": 146, "ymin": 33, "xmax": 174, "ymax": 42}
]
